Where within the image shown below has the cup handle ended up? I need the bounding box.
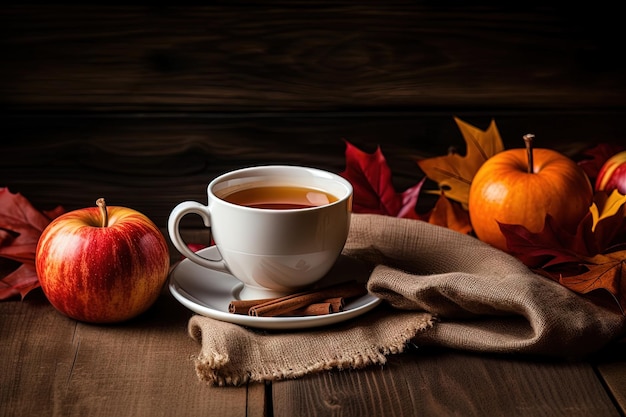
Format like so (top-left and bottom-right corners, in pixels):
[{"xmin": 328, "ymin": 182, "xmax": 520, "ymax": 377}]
[{"xmin": 167, "ymin": 201, "xmax": 229, "ymax": 272}]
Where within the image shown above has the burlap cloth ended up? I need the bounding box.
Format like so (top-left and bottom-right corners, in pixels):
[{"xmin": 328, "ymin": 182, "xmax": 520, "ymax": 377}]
[{"xmin": 188, "ymin": 214, "xmax": 626, "ymax": 386}]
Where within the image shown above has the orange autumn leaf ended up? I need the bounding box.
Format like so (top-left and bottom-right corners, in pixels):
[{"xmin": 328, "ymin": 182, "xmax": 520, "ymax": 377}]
[
  {"xmin": 557, "ymin": 251, "xmax": 625, "ymax": 313},
  {"xmin": 417, "ymin": 117, "xmax": 504, "ymax": 208},
  {"xmin": 419, "ymin": 193, "xmax": 472, "ymax": 234}
]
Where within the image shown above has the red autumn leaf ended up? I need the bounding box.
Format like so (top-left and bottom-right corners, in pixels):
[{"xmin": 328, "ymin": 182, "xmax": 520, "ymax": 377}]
[
  {"xmin": 179, "ymin": 243, "xmax": 210, "ymax": 261},
  {"xmin": 0, "ymin": 188, "xmax": 65, "ymax": 300},
  {"xmin": 0, "ymin": 263, "xmax": 41, "ymax": 301},
  {"xmin": 501, "ymin": 190, "xmax": 626, "ymax": 266},
  {"xmin": 340, "ymin": 140, "xmax": 422, "ymax": 218},
  {"xmin": 187, "ymin": 243, "xmax": 208, "ymax": 253},
  {"xmin": 0, "ymin": 228, "xmax": 15, "ymax": 249},
  {"xmin": 500, "ymin": 190, "xmax": 626, "ymax": 313},
  {"xmin": 499, "ymin": 215, "xmax": 585, "ymax": 269},
  {"xmin": 578, "ymin": 143, "xmax": 625, "ymax": 184},
  {"xmin": 397, "ymin": 179, "xmax": 424, "ymax": 220}
]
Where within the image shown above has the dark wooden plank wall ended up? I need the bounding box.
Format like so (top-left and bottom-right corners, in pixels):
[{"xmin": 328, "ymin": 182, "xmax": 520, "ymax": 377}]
[
  {"xmin": 1, "ymin": 3, "xmax": 624, "ymax": 232},
  {"xmin": 2, "ymin": 4, "xmax": 624, "ymax": 112}
]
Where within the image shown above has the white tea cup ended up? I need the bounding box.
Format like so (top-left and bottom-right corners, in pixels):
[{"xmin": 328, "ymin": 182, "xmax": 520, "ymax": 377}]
[{"xmin": 167, "ymin": 165, "xmax": 353, "ymax": 299}]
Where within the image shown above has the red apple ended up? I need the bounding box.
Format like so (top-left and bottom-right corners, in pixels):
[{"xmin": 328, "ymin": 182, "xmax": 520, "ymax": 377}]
[
  {"xmin": 35, "ymin": 198, "xmax": 170, "ymax": 323},
  {"xmin": 469, "ymin": 134, "xmax": 594, "ymax": 252},
  {"xmin": 595, "ymin": 150, "xmax": 626, "ymax": 195}
]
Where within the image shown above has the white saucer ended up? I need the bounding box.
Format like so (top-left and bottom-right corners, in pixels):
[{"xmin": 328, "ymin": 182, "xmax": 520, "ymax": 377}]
[{"xmin": 168, "ymin": 246, "xmax": 382, "ymax": 330}]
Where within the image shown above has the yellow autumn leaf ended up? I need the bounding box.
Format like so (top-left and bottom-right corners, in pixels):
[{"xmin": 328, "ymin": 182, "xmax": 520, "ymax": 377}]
[
  {"xmin": 590, "ymin": 189, "xmax": 626, "ymax": 232},
  {"xmin": 417, "ymin": 117, "xmax": 504, "ymax": 207}
]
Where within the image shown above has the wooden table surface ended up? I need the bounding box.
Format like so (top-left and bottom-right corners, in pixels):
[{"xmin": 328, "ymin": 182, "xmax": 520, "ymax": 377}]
[
  {"xmin": 2, "ymin": 4, "xmax": 626, "ymax": 416},
  {"xmin": 2, "ymin": 277, "xmax": 625, "ymax": 417}
]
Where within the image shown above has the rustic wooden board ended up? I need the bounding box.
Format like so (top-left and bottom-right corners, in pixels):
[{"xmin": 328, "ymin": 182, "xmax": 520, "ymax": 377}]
[
  {"xmin": 593, "ymin": 337, "xmax": 626, "ymax": 414},
  {"xmin": 2, "ymin": 112, "xmax": 624, "ymax": 231},
  {"xmin": 0, "ymin": 288, "xmax": 261, "ymax": 417},
  {"xmin": 272, "ymin": 349, "xmax": 622, "ymax": 417},
  {"xmin": 1, "ymin": 5, "xmax": 623, "ymax": 112},
  {"xmin": 2, "ymin": 264, "xmax": 624, "ymax": 417}
]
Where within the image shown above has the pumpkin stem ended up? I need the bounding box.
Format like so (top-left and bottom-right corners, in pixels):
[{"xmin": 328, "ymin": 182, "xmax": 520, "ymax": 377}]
[
  {"xmin": 96, "ymin": 198, "xmax": 109, "ymax": 227},
  {"xmin": 523, "ymin": 134, "xmax": 535, "ymax": 174}
]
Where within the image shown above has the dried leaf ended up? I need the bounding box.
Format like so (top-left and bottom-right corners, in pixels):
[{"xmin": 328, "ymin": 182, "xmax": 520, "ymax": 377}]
[
  {"xmin": 416, "ymin": 117, "xmax": 504, "ymax": 207},
  {"xmin": 0, "ymin": 188, "xmax": 65, "ymax": 300},
  {"xmin": 590, "ymin": 189, "xmax": 626, "ymax": 231},
  {"xmin": 500, "ymin": 215, "xmax": 585, "ymax": 269},
  {"xmin": 578, "ymin": 143, "xmax": 625, "ymax": 183},
  {"xmin": 500, "ymin": 191, "xmax": 626, "ymax": 313},
  {"xmin": 544, "ymin": 251, "xmax": 625, "ymax": 314},
  {"xmin": 340, "ymin": 141, "xmax": 401, "ymax": 216},
  {"xmin": 0, "ymin": 263, "xmax": 40, "ymax": 300},
  {"xmin": 340, "ymin": 140, "xmax": 423, "ymax": 218},
  {"xmin": 397, "ymin": 179, "xmax": 424, "ymax": 220},
  {"xmin": 561, "ymin": 252, "xmax": 623, "ymax": 294},
  {"xmin": 502, "ymin": 189, "xmax": 626, "ymax": 262},
  {"xmin": 571, "ymin": 191, "xmax": 626, "ymax": 256},
  {"xmin": 418, "ymin": 192, "xmax": 472, "ymax": 234}
]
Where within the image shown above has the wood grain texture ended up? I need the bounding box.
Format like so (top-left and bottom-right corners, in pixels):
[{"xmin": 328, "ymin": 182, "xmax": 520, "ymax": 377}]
[
  {"xmin": 272, "ymin": 351, "xmax": 622, "ymax": 417},
  {"xmin": 0, "ymin": 288, "xmax": 261, "ymax": 417},
  {"xmin": 593, "ymin": 338, "xmax": 626, "ymax": 414},
  {"xmin": 1, "ymin": 4, "xmax": 624, "ymax": 112},
  {"xmin": 2, "ymin": 112, "xmax": 624, "ymax": 233}
]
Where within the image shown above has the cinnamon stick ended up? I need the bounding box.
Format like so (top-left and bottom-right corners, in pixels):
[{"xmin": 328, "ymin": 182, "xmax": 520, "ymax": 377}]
[
  {"xmin": 229, "ymin": 298, "xmax": 275, "ymax": 315},
  {"xmin": 229, "ymin": 296, "xmax": 346, "ymax": 315},
  {"xmin": 324, "ymin": 297, "xmax": 344, "ymax": 313},
  {"xmin": 248, "ymin": 280, "xmax": 366, "ymax": 317},
  {"xmin": 286, "ymin": 302, "xmax": 333, "ymax": 316}
]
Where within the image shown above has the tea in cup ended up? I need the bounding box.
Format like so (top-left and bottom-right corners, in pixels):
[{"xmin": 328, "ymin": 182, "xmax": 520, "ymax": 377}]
[{"xmin": 167, "ymin": 165, "xmax": 353, "ymax": 299}]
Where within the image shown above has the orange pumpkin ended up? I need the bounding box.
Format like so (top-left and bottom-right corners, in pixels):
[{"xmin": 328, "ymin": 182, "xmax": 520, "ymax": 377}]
[{"xmin": 468, "ymin": 136, "xmax": 593, "ymax": 252}]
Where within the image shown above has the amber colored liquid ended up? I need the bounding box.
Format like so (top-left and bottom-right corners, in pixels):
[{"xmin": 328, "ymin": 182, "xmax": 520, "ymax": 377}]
[{"xmin": 223, "ymin": 186, "xmax": 339, "ymax": 209}]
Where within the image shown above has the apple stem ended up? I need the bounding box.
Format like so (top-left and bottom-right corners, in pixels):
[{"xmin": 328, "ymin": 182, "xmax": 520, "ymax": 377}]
[
  {"xmin": 523, "ymin": 134, "xmax": 535, "ymax": 174},
  {"xmin": 96, "ymin": 198, "xmax": 109, "ymax": 228}
]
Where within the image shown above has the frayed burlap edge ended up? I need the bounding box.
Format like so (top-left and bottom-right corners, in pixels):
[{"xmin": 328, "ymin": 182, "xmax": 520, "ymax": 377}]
[{"xmin": 188, "ymin": 307, "xmax": 434, "ymax": 386}]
